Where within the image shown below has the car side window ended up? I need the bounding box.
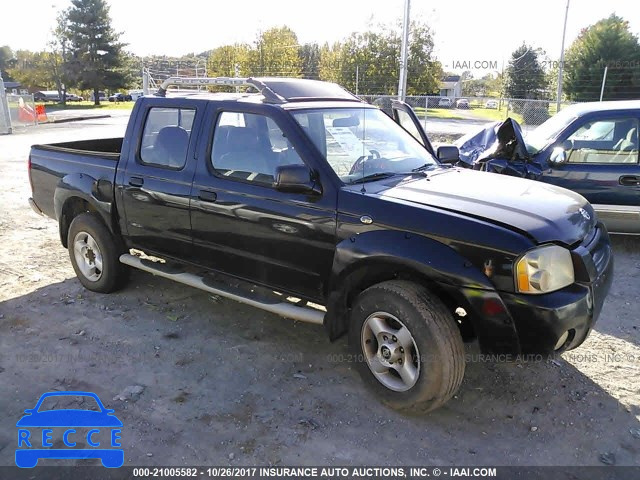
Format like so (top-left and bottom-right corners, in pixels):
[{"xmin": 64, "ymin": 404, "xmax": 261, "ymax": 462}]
[
  {"xmin": 210, "ymin": 112, "xmax": 304, "ymax": 185},
  {"xmin": 140, "ymin": 107, "xmax": 195, "ymax": 169},
  {"xmin": 566, "ymin": 118, "xmax": 639, "ymax": 164}
]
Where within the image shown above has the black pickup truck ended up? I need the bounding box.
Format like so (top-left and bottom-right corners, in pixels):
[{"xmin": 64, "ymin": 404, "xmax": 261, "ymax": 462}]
[{"xmin": 28, "ymin": 77, "xmax": 613, "ymax": 412}]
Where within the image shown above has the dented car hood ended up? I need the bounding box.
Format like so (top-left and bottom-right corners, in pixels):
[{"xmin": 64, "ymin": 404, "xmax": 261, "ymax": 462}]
[{"xmin": 378, "ymin": 168, "xmax": 595, "ymax": 246}]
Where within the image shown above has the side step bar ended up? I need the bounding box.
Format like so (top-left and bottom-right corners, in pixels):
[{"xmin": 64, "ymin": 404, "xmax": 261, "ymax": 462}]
[{"xmin": 119, "ymin": 254, "xmax": 325, "ymax": 325}]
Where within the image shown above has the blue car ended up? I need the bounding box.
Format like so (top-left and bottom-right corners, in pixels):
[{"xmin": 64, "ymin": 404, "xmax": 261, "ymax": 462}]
[
  {"xmin": 16, "ymin": 391, "xmax": 123, "ymax": 468},
  {"xmin": 393, "ymin": 99, "xmax": 640, "ymax": 234},
  {"xmin": 521, "ymin": 101, "xmax": 640, "ymax": 234},
  {"xmin": 452, "ymin": 101, "xmax": 640, "ymax": 234}
]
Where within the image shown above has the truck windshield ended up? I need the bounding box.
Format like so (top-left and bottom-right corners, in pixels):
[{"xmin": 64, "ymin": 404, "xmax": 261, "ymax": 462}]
[
  {"xmin": 292, "ymin": 107, "xmax": 437, "ymax": 183},
  {"xmin": 525, "ymin": 108, "xmax": 578, "ymax": 154}
]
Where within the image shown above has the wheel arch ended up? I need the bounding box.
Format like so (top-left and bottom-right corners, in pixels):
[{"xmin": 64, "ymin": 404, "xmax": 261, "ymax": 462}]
[
  {"xmin": 324, "ymin": 230, "xmax": 494, "ymax": 341},
  {"xmin": 54, "ymin": 173, "xmax": 117, "ymax": 248}
]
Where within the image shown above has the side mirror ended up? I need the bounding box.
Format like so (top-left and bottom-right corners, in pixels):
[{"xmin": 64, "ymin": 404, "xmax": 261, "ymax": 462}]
[
  {"xmin": 549, "ymin": 147, "xmax": 567, "ymax": 166},
  {"xmin": 275, "ymin": 164, "xmax": 321, "ymax": 195},
  {"xmin": 437, "ymin": 145, "xmax": 460, "ymax": 164}
]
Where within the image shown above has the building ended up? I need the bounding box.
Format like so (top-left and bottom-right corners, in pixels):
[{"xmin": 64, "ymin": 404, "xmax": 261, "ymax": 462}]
[
  {"xmin": 439, "ymin": 75, "xmax": 462, "ymax": 99},
  {"xmin": 3, "ymin": 81, "xmax": 26, "ymax": 95}
]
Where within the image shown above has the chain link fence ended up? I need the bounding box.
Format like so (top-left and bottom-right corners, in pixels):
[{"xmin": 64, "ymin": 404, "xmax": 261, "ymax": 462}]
[
  {"xmin": 6, "ymin": 94, "xmax": 39, "ymax": 128},
  {"xmin": 0, "ymin": 79, "xmax": 12, "ymax": 134},
  {"xmin": 360, "ymin": 95, "xmax": 577, "ymax": 132}
]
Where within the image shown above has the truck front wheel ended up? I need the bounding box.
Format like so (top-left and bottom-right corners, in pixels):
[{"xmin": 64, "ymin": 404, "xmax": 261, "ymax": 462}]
[
  {"xmin": 67, "ymin": 213, "xmax": 129, "ymax": 293},
  {"xmin": 349, "ymin": 280, "xmax": 465, "ymax": 412}
]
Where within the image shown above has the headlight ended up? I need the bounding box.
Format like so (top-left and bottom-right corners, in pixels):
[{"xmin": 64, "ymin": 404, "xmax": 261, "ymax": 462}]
[{"xmin": 515, "ymin": 244, "xmax": 574, "ymax": 294}]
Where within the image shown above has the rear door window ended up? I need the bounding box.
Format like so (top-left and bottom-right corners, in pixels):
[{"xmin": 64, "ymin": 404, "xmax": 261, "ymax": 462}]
[{"xmin": 139, "ymin": 107, "xmax": 195, "ymax": 169}]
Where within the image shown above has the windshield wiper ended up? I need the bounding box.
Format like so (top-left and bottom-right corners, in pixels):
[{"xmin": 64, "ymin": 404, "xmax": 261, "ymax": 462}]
[
  {"xmin": 349, "ymin": 172, "xmax": 399, "ymax": 184},
  {"xmin": 411, "ymin": 163, "xmax": 438, "ymax": 173}
]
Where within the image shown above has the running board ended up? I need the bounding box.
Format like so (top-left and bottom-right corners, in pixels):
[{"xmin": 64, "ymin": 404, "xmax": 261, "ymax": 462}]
[{"xmin": 119, "ymin": 254, "xmax": 325, "ymax": 325}]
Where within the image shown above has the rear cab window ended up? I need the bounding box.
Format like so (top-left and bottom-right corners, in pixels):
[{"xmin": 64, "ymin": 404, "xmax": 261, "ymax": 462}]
[{"xmin": 139, "ymin": 107, "xmax": 195, "ymax": 169}]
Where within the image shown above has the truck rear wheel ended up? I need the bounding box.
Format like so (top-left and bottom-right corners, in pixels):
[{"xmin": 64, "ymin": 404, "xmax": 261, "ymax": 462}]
[
  {"xmin": 349, "ymin": 280, "xmax": 465, "ymax": 412},
  {"xmin": 67, "ymin": 213, "xmax": 129, "ymax": 293}
]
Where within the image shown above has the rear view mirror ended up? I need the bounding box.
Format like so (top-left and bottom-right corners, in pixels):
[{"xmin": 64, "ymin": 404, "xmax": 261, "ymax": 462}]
[
  {"xmin": 437, "ymin": 145, "xmax": 460, "ymax": 164},
  {"xmin": 549, "ymin": 147, "xmax": 567, "ymax": 166},
  {"xmin": 332, "ymin": 116, "xmax": 360, "ymax": 127},
  {"xmin": 275, "ymin": 164, "xmax": 321, "ymax": 195}
]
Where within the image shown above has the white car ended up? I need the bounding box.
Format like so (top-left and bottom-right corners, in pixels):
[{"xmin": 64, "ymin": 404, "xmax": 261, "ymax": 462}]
[
  {"xmin": 485, "ymin": 100, "xmax": 499, "ymax": 109},
  {"xmin": 438, "ymin": 97, "xmax": 453, "ymax": 108},
  {"xmin": 129, "ymin": 90, "xmax": 145, "ymax": 101}
]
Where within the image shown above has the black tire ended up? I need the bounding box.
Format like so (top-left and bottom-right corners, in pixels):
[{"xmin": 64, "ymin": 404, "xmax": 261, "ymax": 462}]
[
  {"xmin": 67, "ymin": 213, "xmax": 129, "ymax": 293},
  {"xmin": 348, "ymin": 280, "xmax": 465, "ymax": 413}
]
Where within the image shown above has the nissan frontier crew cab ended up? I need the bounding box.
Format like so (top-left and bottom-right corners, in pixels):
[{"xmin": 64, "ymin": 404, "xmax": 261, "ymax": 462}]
[{"xmin": 28, "ymin": 77, "xmax": 613, "ymax": 412}]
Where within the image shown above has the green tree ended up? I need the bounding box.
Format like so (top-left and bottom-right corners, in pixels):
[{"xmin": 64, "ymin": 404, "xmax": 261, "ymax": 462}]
[
  {"xmin": 318, "ymin": 42, "xmax": 343, "ymax": 84},
  {"xmin": 505, "ymin": 43, "xmax": 546, "ymax": 99},
  {"xmin": 121, "ymin": 52, "xmax": 143, "ymax": 89},
  {"xmin": 299, "ymin": 43, "xmax": 320, "ymax": 79},
  {"xmin": 254, "ymin": 26, "xmax": 301, "ymax": 76},
  {"xmin": 7, "ymin": 50, "xmax": 54, "ymax": 88},
  {"xmin": 65, "ymin": 0, "xmax": 127, "ymax": 104},
  {"xmin": 462, "ymin": 72, "xmax": 504, "ymax": 97},
  {"xmin": 406, "ymin": 21, "xmax": 442, "ymax": 95},
  {"xmin": 340, "ymin": 28, "xmax": 400, "ymax": 94},
  {"xmin": 331, "ymin": 20, "xmax": 441, "ymax": 95},
  {"xmin": 564, "ymin": 14, "xmax": 640, "ymax": 101},
  {"xmin": 207, "ymin": 44, "xmax": 252, "ymax": 78},
  {"xmin": 48, "ymin": 11, "xmax": 75, "ymax": 103},
  {"xmin": 0, "ymin": 46, "xmax": 16, "ymax": 80}
]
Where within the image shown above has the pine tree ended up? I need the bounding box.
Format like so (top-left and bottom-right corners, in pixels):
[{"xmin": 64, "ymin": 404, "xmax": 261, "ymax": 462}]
[
  {"xmin": 299, "ymin": 43, "xmax": 321, "ymax": 80},
  {"xmin": 505, "ymin": 44, "xmax": 546, "ymax": 99},
  {"xmin": 65, "ymin": 0, "xmax": 127, "ymax": 104}
]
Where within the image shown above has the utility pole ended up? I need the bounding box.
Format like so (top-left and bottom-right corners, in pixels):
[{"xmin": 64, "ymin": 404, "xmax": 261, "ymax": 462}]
[
  {"xmin": 556, "ymin": 0, "xmax": 570, "ymax": 112},
  {"xmin": 599, "ymin": 66, "xmax": 608, "ymax": 101},
  {"xmin": 356, "ymin": 65, "xmax": 359, "ymax": 96},
  {"xmin": 142, "ymin": 68, "xmax": 149, "ymax": 96},
  {"xmin": 398, "ymin": 0, "xmax": 410, "ymax": 101}
]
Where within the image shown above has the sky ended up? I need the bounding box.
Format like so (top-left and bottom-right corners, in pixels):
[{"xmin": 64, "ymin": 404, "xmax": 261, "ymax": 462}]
[{"xmin": 2, "ymin": 0, "xmax": 639, "ymax": 76}]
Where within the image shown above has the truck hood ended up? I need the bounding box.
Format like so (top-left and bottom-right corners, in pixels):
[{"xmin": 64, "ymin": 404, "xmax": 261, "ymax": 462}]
[{"xmin": 378, "ymin": 168, "xmax": 595, "ymax": 245}]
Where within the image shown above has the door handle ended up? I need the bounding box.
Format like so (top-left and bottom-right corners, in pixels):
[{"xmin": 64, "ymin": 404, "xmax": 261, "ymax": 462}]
[
  {"xmin": 128, "ymin": 176, "xmax": 144, "ymax": 187},
  {"xmin": 619, "ymin": 175, "xmax": 640, "ymax": 186},
  {"xmin": 198, "ymin": 190, "xmax": 217, "ymax": 202}
]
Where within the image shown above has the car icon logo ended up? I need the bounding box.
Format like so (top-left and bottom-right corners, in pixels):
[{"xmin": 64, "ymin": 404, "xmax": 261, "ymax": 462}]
[{"xmin": 15, "ymin": 391, "xmax": 123, "ymax": 468}]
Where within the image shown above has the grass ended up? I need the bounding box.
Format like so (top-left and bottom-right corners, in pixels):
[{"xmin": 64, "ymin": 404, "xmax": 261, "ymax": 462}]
[
  {"xmin": 466, "ymin": 107, "xmax": 524, "ymax": 124},
  {"xmin": 38, "ymin": 101, "xmax": 134, "ymax": 111},
  {"xmin": 413, "ymin": 107, "xmax": 466, "ymax": 120},
  {"xmin": 414, "ymin": 105, "xmax": 523, "ymax": 123}
]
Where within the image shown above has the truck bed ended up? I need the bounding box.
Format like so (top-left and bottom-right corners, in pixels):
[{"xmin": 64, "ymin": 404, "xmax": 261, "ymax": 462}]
[
  {"xmin": 32, "ymin": 137, "xmax": 123, "ymax": 158},
  {"xmin": 29, "ymin": 138, "xmax": 123, "ymax": 220}
]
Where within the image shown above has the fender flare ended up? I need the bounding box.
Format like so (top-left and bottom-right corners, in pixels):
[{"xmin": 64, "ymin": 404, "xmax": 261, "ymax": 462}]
[
  {"xmin": 324, "ymin": 230, "xmax": 506, "ymax": 340},
  {"xmin": 53, "ymin": 173, "xmax": 116, "ymax": 246}
]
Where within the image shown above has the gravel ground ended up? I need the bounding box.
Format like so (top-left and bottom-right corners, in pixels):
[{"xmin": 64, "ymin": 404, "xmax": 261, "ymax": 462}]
[{"xmin": 0, "ymin": 117, "xmax": 639, "ymax": 469}]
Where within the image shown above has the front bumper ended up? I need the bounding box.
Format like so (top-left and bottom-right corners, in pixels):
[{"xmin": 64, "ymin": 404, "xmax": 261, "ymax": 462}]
[
  {"xmin": 500, "ymin": 252, "xmax": 613, "ymax": 355},
  {"xmin": 444, "ymin": 224, "xmax": 614, "ymax": 356}
]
